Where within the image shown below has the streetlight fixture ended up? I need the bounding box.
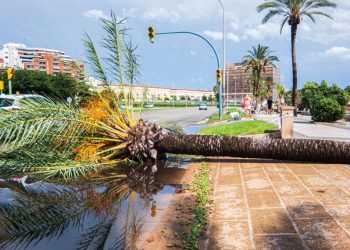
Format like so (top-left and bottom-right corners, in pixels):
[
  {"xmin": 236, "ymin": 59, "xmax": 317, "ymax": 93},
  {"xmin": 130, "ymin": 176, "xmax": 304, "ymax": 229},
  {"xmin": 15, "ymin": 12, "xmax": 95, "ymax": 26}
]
[
  {"xmin": 217, "ymin": 0, "xmax": 226, "ymax": 116},
  {"xmin": 147, "ymin": 27, "xmax": 223, "ymax": 118}
]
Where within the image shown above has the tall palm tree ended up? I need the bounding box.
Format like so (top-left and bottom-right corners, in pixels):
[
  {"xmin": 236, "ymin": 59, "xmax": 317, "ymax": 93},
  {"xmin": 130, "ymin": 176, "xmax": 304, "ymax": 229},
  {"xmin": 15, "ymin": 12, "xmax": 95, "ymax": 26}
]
[
  {"xmin": 257, "ymin": 0, "xmax": 337, "ymax": 115},
  {"xmin": 242, "ymin": 44, "xmax": 279, "ymax": 100}
]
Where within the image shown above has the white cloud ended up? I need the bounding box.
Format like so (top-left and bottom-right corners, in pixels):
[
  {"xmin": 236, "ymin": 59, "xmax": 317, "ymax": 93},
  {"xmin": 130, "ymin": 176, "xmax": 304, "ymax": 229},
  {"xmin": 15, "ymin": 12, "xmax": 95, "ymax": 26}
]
[
  {"xmin": 123, "ymin": 8, "xmax": 136, "ymax": 18},
  {"xmin": 313, "ymin": 47, "xmax": 350, "ymax": 60},
  {"xmin": 299, "ymin": 8, "xmax": 350, "ymax": 44},
  {"xmin": 142, "ymin": 7, "xmax": 180, "ymax": 23},
  {"xmin": 189, "ymin": 50, "xmax": 197, "ymax": 56},
  {"xmin": 243, "ymin": 22, "xmax": 282, "ymax": 40},
  {"xmin": 227, "ymin": 32, "xmax": 240, "ymax": 42},
  {"xmin": 83, "ymin": 10, "xmax": 108, "ymax": 20},
  {"xmin": 203, "ymin": 31, "xmax": 223, "ymax": 40}
]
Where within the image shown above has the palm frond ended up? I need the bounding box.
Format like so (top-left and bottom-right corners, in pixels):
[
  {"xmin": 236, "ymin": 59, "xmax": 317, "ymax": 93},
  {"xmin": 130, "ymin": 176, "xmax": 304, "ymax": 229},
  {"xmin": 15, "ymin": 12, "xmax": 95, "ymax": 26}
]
[
  {"xmin": 100, "ymin": 12, "xmax": 127, "ymax": 84},
  {"xmin": 303, "ymin": 10, "xmax": 333, "ymax": 20},
  {"xmin": 83, "ymin": 33, "xmax": 109, "ymax": 85},
  {"xmin": 0, "ymin": 188, "xmax": 88, "ymax": 249},
  {"xmin": 280, "ymin": 16, "xmax": 289, "ymax": 33}
]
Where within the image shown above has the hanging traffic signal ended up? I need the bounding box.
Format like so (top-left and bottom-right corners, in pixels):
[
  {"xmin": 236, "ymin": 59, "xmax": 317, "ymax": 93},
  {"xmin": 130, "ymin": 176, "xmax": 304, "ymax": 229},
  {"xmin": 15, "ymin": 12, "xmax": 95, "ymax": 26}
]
[
  {"xmin": 148, "ymin": 27, "xmax": 155, "ymax": 43},
  {"xmin": 216, "ymin": 69, "xmax": 222, "ymax": 84},
  {"xmin": 7, "ymin": 68, "xmax": 15, "ymax": 80}
]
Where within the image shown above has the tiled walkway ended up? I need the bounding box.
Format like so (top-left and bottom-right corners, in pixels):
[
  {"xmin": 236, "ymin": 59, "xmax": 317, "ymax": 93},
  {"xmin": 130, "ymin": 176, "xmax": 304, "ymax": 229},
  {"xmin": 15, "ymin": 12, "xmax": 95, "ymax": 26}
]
[{"xmin": 206, "ymin": 160, "xmax": 350, "ymax": 249}]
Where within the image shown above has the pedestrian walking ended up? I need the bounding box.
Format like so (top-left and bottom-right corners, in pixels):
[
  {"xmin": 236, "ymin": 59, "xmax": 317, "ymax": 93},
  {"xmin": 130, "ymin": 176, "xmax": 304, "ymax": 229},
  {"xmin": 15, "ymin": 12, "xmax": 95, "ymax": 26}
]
[
  {"xmin": 243, "ymin": 95, "xmax": 252, "ymax": 118},
  {"xmin": 267, "ymin": 97, "xmax": 273, "ymax": 114}
]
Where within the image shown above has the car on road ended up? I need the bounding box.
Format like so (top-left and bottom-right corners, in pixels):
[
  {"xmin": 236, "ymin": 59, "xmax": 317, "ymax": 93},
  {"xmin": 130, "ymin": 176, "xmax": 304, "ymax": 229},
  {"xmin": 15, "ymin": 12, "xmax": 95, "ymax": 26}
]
[
  {"xmin": 143, "ymin": 104, "xmax": 154, "ymax": 109},
  {"xmin": 198, "ymin": 103, "xmax": 208, "ymax": 110},
  {"xmin": 0, "ymin": 94, "xmax": 48, "ymax": 111}
]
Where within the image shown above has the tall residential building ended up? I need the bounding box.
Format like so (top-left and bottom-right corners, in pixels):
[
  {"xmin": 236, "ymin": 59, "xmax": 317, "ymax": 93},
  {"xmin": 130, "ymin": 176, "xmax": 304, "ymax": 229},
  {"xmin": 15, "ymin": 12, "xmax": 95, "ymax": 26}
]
[
  {"xmin": 0, "ymin": 43, "xmax": 85, "ymax": 79},
  {"xmin": 224, "ymin": 63, "xmax": 281, "ymax": 102}
]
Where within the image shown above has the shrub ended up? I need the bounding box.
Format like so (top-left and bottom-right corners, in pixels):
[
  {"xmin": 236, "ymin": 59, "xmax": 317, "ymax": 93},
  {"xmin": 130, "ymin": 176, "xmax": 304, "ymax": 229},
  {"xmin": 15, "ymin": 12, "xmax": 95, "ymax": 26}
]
[{"xmin": 310, "ymin": 97, "xmax": 345, "ymax": 122}]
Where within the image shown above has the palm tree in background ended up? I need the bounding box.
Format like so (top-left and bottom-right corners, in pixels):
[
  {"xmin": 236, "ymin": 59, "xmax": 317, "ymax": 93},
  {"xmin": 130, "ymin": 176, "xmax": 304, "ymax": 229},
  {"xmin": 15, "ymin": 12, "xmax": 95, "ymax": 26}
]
[
  {"xmin": 276, "ymin": 83, "xmax": 287, "ymax": 107},
  {"xmin": 242, "ymin": 45, "xmax": 279, "ymax": 101},
  {"xmin": 257, "ymin": 0, "xmax": 337, "ymax": 115}
]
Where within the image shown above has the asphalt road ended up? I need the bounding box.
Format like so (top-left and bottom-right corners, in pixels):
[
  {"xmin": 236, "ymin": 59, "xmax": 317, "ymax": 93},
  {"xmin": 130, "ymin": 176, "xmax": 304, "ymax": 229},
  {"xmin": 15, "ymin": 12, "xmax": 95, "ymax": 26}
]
[{"xmin": 140, "ymin": 107, "xmax": 217, "ymax": 127}]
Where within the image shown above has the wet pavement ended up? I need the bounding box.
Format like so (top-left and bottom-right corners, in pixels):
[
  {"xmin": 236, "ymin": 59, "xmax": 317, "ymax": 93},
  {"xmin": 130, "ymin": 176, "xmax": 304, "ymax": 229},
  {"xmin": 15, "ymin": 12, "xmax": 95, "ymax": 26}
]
[
  {"xmin": 205, "ymin": 159, "xmax": 350, "ymax": 249},
  {"xmin": 0, "ymin": 161, "xmax": 198, "ymax": 250}
]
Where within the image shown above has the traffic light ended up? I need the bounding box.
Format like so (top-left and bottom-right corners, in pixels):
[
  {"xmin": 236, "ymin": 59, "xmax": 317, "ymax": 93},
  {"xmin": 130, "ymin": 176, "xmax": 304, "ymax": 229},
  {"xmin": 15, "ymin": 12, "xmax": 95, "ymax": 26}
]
[
  {"xmin": 216, "ymin": 69, "xmax": 222, "ymax": 84},
  {"xmin": 7, "ymin": 68, "xmax": 15, "ymax": 80},
  {"xmin": 148, "ymin": 27, "xmax": 155, "ymax": 43},
  {"xmin": 0, "ymin": 81, "xmax": 4, "ymax": 91}
]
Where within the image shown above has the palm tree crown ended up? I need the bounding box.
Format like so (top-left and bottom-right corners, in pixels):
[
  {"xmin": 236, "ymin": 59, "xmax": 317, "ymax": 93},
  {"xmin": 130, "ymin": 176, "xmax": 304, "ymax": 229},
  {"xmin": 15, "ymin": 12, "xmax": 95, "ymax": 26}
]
[
  {"xmin": 242, "ymin": 44, "xmax": 279, "ymax": 72},
  {"xmin": 257, "ymin": 0, "xmax": 337, "ymax": 33},
  {"xmin": 242, "ymin": 45, "xmax": 279, "ymax": 99}
]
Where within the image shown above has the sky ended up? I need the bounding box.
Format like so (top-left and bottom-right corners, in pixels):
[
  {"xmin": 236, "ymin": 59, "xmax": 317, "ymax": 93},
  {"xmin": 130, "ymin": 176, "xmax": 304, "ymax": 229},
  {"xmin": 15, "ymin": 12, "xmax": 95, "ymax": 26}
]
[{"xmin": 1, "ymin": 0, "xmax": 349, "ymax": 90}]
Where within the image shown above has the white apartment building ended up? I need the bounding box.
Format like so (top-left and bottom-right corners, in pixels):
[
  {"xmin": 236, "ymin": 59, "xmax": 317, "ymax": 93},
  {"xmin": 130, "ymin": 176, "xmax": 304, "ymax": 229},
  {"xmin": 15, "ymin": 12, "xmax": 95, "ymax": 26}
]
[
  {"xmin": 0, "ymin": 43, "xmax": 84, "ymax": 79},
  {"xmin": 111, "ymin": 84, "xmax": 214, "ymax": 102},
  {"xmin": 1, "ymin": 43, "xmax": 65, "ymax": 68}
]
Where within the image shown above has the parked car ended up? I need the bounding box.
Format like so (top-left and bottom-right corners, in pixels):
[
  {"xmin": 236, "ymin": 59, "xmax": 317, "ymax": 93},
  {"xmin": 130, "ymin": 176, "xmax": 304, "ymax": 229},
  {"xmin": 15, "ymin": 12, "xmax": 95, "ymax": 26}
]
[
  {"xmin": 0, "ymin": 94, "xmax": 48, "ymax": 111},
  {"xmin": 143, "ymin": 104, "xmax": 154, "ymax": 109},
  {"xmin": 198, "ymin": 103, "xmax": 208, "ymax": 110}
]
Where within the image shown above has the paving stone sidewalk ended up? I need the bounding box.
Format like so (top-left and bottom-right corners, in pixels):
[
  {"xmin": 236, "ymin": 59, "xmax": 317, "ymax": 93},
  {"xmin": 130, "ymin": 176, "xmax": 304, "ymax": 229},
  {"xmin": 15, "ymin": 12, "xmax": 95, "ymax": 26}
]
[{"xmin": 205, "ymin": 159, "xmax": 350, "ymax": 249}]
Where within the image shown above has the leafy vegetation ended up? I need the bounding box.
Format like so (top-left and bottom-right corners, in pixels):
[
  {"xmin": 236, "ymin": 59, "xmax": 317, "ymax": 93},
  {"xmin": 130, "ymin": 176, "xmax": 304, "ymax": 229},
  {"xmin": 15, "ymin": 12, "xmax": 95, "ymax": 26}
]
[
  {"xmin": 257, "ymin": 0, "xmax": 337, "ymax": 111},
  {"xmin": 242, "ymin": 44, "xmax": 279, "ymax": 101},
  {"xmin": 199, "ymin": 120, "xmax": 278, "ymax": 136},
  {"xmin": 0, "ymin": 93, "xmax": 137, "ymax": 179},
  {"xmin": 184, "ymin": 162, "xmax": 210, "ymax": 249},
  {"xmin": 300, "ymin": 81, "xmax": 349, "ymax": 122},
  {"xmin": 0, "ymin": 12, "xmax": 142, "ymax": 179},
  {"xmin": 0, "ymin": 70, "xmax": 90, "ymax": 100},
  {"xmin": 311, "ymin": 97, "xmax": 344, "ymax": 122}
]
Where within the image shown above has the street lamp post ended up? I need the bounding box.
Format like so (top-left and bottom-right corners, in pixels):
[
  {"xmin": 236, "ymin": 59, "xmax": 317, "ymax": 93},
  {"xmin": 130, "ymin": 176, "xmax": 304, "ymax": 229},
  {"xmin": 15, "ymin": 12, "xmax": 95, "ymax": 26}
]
[
  {"xmin": 149, "ymin": 29, "xmax": 222, "ymax": 118},
  {"xmin": 234, "ymin": 76, "xmax": 237, "ymax": 107},
  {"xmin": 217, "ymin": 0, "xmax": 225, "ymax": 117}
]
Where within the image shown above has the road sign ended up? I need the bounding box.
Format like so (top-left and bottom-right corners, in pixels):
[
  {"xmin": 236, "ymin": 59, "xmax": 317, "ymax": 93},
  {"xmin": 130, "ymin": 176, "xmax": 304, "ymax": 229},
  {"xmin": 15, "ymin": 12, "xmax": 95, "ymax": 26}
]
[{"xmin": 67, "ymin": 97, "xmax": 73, "ymax": 104}]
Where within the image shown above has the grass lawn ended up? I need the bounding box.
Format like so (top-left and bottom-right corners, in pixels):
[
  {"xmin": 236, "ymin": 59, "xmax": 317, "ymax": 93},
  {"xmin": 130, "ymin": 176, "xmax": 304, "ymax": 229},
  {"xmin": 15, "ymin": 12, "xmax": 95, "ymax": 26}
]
[
  {"xmin": 198, "ymin": 120, "xmax": 278, "ymax": 136},
  {"xmin": 207, "ymin": 108, "xmax": 245, "ymax": 124}
]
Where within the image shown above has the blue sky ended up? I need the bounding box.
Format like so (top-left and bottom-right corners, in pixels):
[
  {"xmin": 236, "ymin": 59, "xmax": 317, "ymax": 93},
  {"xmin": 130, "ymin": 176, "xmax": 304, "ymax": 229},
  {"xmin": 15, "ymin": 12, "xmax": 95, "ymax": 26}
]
[{"xmin": 1, "ymin": 0, "xmax": 349, "ymax": 90}]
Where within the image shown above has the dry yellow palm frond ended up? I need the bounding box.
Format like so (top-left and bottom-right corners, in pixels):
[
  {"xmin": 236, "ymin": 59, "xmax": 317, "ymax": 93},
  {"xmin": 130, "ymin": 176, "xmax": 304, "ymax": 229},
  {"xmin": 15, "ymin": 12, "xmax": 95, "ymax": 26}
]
[
  {"xmin": 74, "ymin": 142, "xmax": 107, "ymax": 162},
  {"xmin": 83, "ymin": 98, "xmax": 112, "ymax": 124}
]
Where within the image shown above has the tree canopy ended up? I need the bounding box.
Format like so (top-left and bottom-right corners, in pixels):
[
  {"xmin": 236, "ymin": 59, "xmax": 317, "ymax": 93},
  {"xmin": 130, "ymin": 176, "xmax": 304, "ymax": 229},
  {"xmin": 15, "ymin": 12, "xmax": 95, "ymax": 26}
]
[
  {"xmin": 0, "ymin": 70, "xmax": 90, "ymax": 100},
  {"xmin": 300, "ymin": 80, "xmax": 349, "ymax": 122}
]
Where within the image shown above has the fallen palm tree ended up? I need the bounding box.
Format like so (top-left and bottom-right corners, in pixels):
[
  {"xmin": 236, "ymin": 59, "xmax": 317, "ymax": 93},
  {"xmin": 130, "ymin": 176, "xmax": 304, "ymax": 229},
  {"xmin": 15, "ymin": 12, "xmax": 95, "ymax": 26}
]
[{"xmin": 0, "ymin": 12, "xmax": 349, "ymax": 180}]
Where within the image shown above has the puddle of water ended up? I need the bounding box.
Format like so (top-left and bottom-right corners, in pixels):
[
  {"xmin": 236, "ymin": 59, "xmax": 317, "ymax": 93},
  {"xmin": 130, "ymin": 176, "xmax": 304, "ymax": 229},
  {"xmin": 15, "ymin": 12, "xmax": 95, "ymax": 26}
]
[
  {"xmin": 0, "ymin": 161, "xmax": 193, "ymax": 250},
  {"xmin": 185, "ymin": 125, "xmax": 208, "ymax": 134}
]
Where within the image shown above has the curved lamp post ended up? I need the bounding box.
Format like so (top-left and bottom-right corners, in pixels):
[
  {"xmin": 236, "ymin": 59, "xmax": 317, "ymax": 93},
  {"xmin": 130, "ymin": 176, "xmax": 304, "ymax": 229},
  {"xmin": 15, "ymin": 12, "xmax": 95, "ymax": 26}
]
[
  {"xmin": 148, "ymin": 28, "xmax": 223, "ymax": 119},
  {"xmin": 217, "ymin": 0, "xmax": 226, "ymax": 117}
]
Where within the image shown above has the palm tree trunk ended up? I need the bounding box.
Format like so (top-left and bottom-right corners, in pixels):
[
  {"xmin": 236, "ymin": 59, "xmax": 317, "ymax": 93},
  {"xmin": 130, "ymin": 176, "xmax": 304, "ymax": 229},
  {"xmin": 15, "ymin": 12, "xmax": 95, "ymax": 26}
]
[
  {"xmin": 256, "ymin": 70, "xmax": 261, "ymax": 101},
  {"xmin": 291, "ymin": 24, "xmax": 298, "ymax": 116},
  {"xmin": 156, "ymin": 135, "xmax": 350, "ymax": 164}
]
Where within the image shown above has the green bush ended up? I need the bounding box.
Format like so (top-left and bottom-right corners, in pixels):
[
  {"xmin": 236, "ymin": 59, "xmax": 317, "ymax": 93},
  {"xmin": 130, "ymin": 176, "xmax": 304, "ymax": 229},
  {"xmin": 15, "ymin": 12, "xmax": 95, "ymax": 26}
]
[
  {"xmin": 310, "ymin": 97, "xmax": 345, "ymax": 122},
  {"xmin": 300, "ymin": 81, "xmax": 349, "ymax": 122}
]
